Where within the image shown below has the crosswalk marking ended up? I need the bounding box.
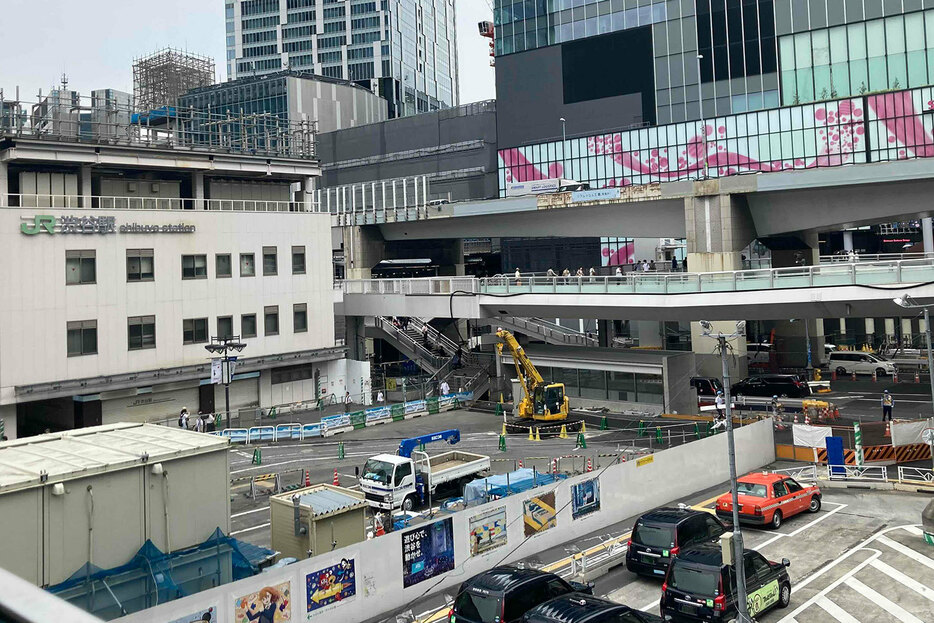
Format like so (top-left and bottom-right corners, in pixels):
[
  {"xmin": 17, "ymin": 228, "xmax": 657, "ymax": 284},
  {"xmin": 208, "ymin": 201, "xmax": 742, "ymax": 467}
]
[
  {"xmin": 877, "ymin": 535, "xmax": 934, "ymax": 571},
  {"xmin": 816, "ymin": 596, "xmax": 862, "ymax": 623},
  {"xmin": 904, "ymin": 525, "xmax": 924, "ymax": 536},
  {"xmin": 869, "ymin": 559, "xmax": 934, "ymax": 603},
  {"xmin": 844, "ymin": 577, "xmax": 924, "ymax": 623}
]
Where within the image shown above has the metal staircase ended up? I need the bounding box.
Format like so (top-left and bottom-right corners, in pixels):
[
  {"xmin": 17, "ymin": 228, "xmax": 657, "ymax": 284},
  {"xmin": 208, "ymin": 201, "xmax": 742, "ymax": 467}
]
[{"xmin": 478, "ymin": 317, "xmax": 599, "ymax": 347}]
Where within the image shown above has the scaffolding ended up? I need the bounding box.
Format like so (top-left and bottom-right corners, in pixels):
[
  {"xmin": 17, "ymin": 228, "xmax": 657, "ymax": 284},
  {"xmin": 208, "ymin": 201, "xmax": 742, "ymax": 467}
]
[{"xmin": 132, "ymin": 48, "xmax": 215, "ymax": 113}]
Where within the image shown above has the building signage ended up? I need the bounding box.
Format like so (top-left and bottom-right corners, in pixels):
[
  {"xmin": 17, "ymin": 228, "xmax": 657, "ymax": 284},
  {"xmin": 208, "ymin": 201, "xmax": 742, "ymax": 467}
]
[
  {"xmin": 504, "ymin": 178, "xmax": 560, "ymax": 197},
  {"xmin": 571, "ymin": 188, "xmax": 620, "ymax": 203},
  {"xmin": 20, "ymin": 214, "xmax": 195, "ymax": 235}
]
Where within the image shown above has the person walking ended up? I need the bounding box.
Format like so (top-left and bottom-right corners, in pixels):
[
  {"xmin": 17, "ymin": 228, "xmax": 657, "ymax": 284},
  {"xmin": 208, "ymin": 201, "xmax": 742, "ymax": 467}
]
[
  {"xmin": 194, "ymin": 412, "xmax": 204, "ymax": 433},
  {"xmin": 615, "ymin": 266, "xmax": 623, "ymax": 278},
  {"xmin": 769, "ymin": 395, "xmax": 784, "ymax": 427},
  {"xmin": 588, "ymin": 266, "xmax": 596, "ymax": 283},
  {"xmin": 344, "ymin": 391, "xmax": 353, "ymax": 413},
  {"xmin": 649, "ymin": 259, "xmax": 656, "ymax": 271},
  {"xmin": 546, "ymin": 267, "xmax": 557, "ymax": 279},
  {"xmin": 206, "ymin": 411, "xmax": 216, "ymax": 432},
  {"xmin": 562, "ymin": 268, "xmax": 571, "ymax": 284},
  {"xmin": 641, "ymin": 260, "xmax": 649, "ymax": 272},
  {"xmin": 671, "ymin": 256, "xmax": 678, "ymax": 272},
  {"xmin": 440, "ymin": 379, "xmax": 451, "ymax": 396},
  {"xmin": 713, "ymin": 390, "xmax": 727, "ymax": 429},
  {"xmin": 178, "ymin": 407, "xmax": 190, "ymax": 429},
  {"xmin": 881, "ymin": 389, "xmax": 894, "ymax": 421},
  {"xmin": 514, "ymin": 267, "xmax": 521, "ymax": 285},
  {"xmin": 421, "ymin": 323, "xmax": 430, "ymax": 346},
  {"xmin": 682, "ymin": 257, "xmax": 688, "ymax": 271},
  {"xmin": 376, "ymin": 390, "xmax": 385, "ymax": 403}
]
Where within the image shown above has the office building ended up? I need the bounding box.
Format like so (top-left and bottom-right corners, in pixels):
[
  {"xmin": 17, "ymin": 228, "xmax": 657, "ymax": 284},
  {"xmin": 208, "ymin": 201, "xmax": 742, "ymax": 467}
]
[{"xmin": 225, "ymin": 0, "xmax": 458, "ymax": 117}]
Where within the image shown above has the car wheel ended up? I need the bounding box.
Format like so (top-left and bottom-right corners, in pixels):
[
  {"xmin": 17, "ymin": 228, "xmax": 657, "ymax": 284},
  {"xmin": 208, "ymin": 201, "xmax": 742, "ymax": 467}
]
[
  {"xmin": 402, "ymin": 495, "xmax": 414, "ymax": 512},
  {"xmin": 876, "ymin": 367, "xmax": 886, "ymax": 377},
  {"xmin": 771, "ymin": 510, "xmax": 783, "ymax": 529},
  {"xmin": 809, "ymin": 496, "xmax": 821, "ymax": 513},
  {"xmin": 779, "ymin": 582, "xmax": 791, "ymax": 608},
  {"xmin": 835, "ymin": 366, "xmax": 847, "ymax": 376}
]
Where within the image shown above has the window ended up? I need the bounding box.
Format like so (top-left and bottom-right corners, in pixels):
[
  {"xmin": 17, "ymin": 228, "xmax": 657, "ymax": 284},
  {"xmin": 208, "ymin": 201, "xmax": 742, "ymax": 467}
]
[
  {"xmin": 242, "ymin": 314, "xmax": 257, "ymax": 338},
  {"xmin": 240, "ymin": 253, "xmax": 255, "ymax": 277},
  {"xmin": 393, "ymin": 461, "xmax": 412, "ymax": 485},
  {"xmin": 67, "ymin": 320, "xmax": 97, "ymax": 356},
  {"xmin": 292, "ymin": 245, "xmax": 306, "ymax": 274},
  {"xmin": 773, "ymin": 481, "xmax": 789, "ymax": 497},
  {"xmin": 182, "ymin": 254, "xmax": 207, "ymax": 279},
  {"xmin": 704, "ymin": 516, "xmax": 725, "ymax": 538},
  {"xmin": 217, "ymin": 316, "xmax": 234, "ymax": 339},
  {"xmin": 264, "ymin": 305, "xmax": 279, "ymax": 335},
  {"xmin": 216, "ymin": 254, "xmax": 232, "ymax": 278},
  {"xmin": 66, "ymin": 250, "xmax": 96, "ymax": 285},
  {"xmin": 785, "ymin": 478, "xmax": 803, "ymax": 493},
  {"xmin": 263, "ymin": 246, "xmax": 278, "ymax": 275},
  {"xmin": 126, "ymin": 249, "xmax": 154, "ymax": 282},
  {"xmin": 293, "ymin": 303, "xmax": 308, "ymax": 333},
  {"xmin": 271, "ymin": 363, "xmax": 314, "ymax": 384},
  {"xmin": 128, "ymin": 315, "xmax": 156, "ymax": 350},
  {"xmin": 183, "ymin": 318, "xmax": 208, "ymax": 344}
]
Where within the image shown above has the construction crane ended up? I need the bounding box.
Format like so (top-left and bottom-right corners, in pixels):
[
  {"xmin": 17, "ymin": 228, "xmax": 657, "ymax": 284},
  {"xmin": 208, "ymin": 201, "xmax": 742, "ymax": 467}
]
[
  {"xmin": 397, "ymin": 429, "xmax": 460, "ymax": 458},
  {"xmin": 496, "ymin": 329, "xmax": 570, "ymax": 421},
  {"xmin": 478, "ymin": 0, "xmax": 495, "ymax": 67}
]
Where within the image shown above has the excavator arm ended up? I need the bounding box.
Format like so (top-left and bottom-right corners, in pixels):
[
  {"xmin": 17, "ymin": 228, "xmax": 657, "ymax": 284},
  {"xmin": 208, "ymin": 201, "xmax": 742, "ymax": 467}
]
[{"xmin": 496, "ymin": 329, "xmax": 569, "ymax": 421}]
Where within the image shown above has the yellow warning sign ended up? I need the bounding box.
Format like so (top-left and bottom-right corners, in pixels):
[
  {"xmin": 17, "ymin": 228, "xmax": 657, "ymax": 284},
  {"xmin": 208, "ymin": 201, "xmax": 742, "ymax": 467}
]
[{"xmin": 636, "ymin": 455, "xmax": 654, "ymax": 467}]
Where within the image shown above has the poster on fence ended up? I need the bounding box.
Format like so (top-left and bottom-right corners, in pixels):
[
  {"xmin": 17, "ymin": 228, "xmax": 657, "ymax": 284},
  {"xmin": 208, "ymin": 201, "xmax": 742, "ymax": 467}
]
[
  {"xmin": 469, "ymin": 507, "xmax": 507, "ymax": 556},
  {"xmin": 571, "ymin": 478, "xmax": 600, "ymax": 518},
  {"xmin": 401, "ymin": 517, "xmax": 455, "ymax": 587},
  {"xmin": 169, "ymin": 607, "xmax": 216, "ymax": 623},
  {"xmin": 523, "ymin": 491, "xmax": 557, "ymax": 536},
  {"xmin": 306, "ymin": 558, "xmax": 356, "ymax": 616},
  {"xmin": 234, "ymin": 581, "xmax": 292, "ymax": 623}
]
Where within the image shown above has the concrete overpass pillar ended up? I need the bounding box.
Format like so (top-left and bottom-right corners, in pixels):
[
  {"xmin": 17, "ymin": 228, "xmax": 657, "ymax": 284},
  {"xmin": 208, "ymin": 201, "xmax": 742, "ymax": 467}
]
[
  {"xmin": 345, "ymin": 316, "xmax": 367, "ymax": 361},
  {"xmin": 865, "ymin": 318, "xmax": 875, "ymax": 347},
  {"xmin": 437, "ymin": 239, "xmax": 465, "ymax": 277},
  {"xmin": 598, "ymin": 319, "xmax": 612, "ymax": 348},
  {"xmin": 343, "ymin": 226, "xmax": 386, "ymax": 280},
  {"xmin": 634, "ymin": 321, "xmax": 663, "ymax": 348},
  {"xmin": 0, "ymin": 161, "xmax": 7, "ymax": 207},
  {"xmin": 193, "ymin": 172, "xmax": 205, "ymax": 210},
  {"xmin": 684, "ymin": 185, "xmax": 755, "ymax": 378},
  {"xmin": 843, "ymin": 230, "xmax": 854, "ymax": 252},
  {"xmin": 80, "ymin": 165, "xmax": 92, "ymax": 208},
  {"xmin": 924, "ymin": 218, "xmax": 934, "ymax": 255},
  {"xmin": 304, "ymin": 176, "xmax": 316, "ymax": 212}
]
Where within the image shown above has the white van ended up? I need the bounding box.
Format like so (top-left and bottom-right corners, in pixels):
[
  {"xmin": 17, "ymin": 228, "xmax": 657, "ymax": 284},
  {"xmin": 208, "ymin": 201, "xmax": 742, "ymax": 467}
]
[{"xmin": 828, "ymin": 351, "xmax": 897, "ymax": 377}]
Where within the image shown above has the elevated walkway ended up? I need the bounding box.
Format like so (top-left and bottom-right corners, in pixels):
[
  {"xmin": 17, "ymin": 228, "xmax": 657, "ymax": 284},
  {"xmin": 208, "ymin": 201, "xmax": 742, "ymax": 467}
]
[{"xmin": 337, "ymin": 258, "xmax": 934, "ymax": 322}]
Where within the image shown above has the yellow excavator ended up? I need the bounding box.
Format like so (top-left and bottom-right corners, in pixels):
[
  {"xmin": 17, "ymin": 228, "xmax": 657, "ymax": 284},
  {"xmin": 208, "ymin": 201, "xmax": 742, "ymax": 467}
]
[{"xmin": 496, "ymin": 329, "xmax": 570, "ymax": 421}]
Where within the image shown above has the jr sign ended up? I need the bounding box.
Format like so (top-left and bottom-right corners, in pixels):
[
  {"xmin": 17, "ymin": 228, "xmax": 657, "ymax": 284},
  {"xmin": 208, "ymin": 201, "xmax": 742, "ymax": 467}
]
[{"xmin": 20, "ymin": 214, "xmax": 195, "ymax": 235}]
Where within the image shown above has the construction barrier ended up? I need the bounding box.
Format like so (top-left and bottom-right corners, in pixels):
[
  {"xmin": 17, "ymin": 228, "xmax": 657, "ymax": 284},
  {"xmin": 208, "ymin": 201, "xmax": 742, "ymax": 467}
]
[{"xmin": 778, "ymin": 442, "xmax": 932, "ymax": 465}]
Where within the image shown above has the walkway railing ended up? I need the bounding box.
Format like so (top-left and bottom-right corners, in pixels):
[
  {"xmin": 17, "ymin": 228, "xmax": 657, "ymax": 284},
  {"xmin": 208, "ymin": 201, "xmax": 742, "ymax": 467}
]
[
  {"xmin": 4, "ymin": 193, "xmax": 325, "ymax": 213},
  {"xmin": 341, "ymin": 258, "xmax": 934, "ymax": 296}
]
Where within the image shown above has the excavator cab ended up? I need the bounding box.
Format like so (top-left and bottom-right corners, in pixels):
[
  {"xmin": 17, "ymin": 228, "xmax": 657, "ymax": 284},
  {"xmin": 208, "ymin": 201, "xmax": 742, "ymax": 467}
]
[{"xmin": 533, "ymin": 384, "xmax": 566, "ymax": 417}]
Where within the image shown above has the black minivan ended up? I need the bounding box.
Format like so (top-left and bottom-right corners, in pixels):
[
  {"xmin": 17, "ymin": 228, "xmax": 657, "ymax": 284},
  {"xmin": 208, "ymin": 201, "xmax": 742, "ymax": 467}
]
[
  {"xmin": 660, "ymin": 543, "xmax": 791, "ymax": 622},
  {"xmin": 730, "ymin": 374, "xmax": 811, "ymax": 398},
  {"xmin": 450, "ymin": 566, "xmax": 593, "ymax": 623},
  {"xmin": 625, "ymin": 507, "xmax": 729, "ymax": 578}
]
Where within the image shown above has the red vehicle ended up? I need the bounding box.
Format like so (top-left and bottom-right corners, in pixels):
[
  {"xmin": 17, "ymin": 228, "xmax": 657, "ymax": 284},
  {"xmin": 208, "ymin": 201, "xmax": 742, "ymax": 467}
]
[{"xmin": 715, "ymin": 472, "xmax": 821, "ymax": 529}]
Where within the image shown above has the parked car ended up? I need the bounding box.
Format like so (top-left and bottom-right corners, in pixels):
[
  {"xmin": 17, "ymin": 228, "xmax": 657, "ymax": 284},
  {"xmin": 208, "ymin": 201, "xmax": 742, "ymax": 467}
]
[
  {"xmin": 660, "ymin": 543, "xmax": 791, "ymax": 622},
  {"xmin": 625, "ymin": 507, "xmax": 730, "ymax": 578},
  {"xmin": 731, "ymin": 374, "xmax": 811, "ymax": 398},
  {"xmin": 522, "ymin": 593, "xmax": 663, "ymax": 623},
  {"xmin": 715, "ymin": 471, "xmax": 822, "ymax": 529},
  {"xmin": 450, "ymin": 566, "xmax": 593, "ymax": 623},
  {"xmin": 828, "ymin": 351, "xmax": 897, "ymax": 377},
  {"xmin": 690, "ymin": 377, "xmax": 723, "ymax": 399}
]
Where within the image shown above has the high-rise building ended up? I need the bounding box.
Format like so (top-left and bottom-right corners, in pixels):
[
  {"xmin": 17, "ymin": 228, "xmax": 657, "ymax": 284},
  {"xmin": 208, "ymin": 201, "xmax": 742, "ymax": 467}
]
[{"xmin": 225, "ymin": 0, "xmax": 458, "ymax": 118}]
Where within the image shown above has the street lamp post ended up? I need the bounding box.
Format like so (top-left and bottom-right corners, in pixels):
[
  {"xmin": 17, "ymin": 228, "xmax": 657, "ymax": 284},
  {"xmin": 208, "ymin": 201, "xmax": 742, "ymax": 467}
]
[
  {"xmin": 893, "ymin": 294, "xmax": 934, "ymax": 419},
  {"xmin": 560, "ymin": 117, "xmax": 567, "ymax": 178},
  {"xmin": 205, "ymin": 336, "xmax": 247, "ymax": 425},
  {"xmin": 699, "ymin": 319, "xmax": 753, "ymax": 623},
  {"xmin": 696, "ymin": 54, "xmax": 708, "ymax": 179}
]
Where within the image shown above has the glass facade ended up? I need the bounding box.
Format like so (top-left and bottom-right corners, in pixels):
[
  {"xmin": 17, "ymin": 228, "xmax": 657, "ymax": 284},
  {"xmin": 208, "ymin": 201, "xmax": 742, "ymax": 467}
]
[
  {"xmin": 537, "ymin": 365, "xmax": 664, "ymax": 405},
  {"xmin": 499, "ymin": 84, "xmax": 934, "ymax": 192},
  {"xmin": 228, "ymin": 0, "xmax": 457, "ymax": 117},
  {"xmin": 780, "ymin": 10, "xmax": 934, "ymax": 105}
]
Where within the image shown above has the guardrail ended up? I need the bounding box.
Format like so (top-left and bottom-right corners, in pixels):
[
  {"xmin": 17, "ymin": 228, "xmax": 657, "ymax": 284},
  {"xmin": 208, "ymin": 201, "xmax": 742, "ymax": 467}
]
[
  {"xmin": 340, "ymin": 258, "xmax": 934, "ymax": 297},
  {"xmin": 896, "ymin": 465, "xmax": 934, "ymax": 485},
  {"xmin": 4, "ymin": 193, "xmax": 323, "ymax": 213},
  {"xmin": 827, "ymin": 464, "xmax": 889, "ymax": 482},
  {"xmin": 772, "ymin": 465, "xmax": 819, "ymax": 482}
]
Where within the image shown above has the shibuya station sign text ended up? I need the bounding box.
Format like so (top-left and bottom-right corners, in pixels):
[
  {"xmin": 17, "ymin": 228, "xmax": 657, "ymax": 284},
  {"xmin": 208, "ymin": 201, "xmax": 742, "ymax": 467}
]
[{"xmin": 20, "ymin": 215, "xmax": 195, "ymax": 235}]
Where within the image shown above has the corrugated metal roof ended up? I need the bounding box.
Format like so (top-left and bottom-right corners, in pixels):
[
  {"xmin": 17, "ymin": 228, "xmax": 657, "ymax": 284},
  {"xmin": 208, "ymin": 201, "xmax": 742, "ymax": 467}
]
[
  {"xmin": 0, "ymin": 422, "xmax": 228, "ymax": 495},
  {"xmin": 299, "ymin": 487, "xmax": 366, "ymax": 517}
]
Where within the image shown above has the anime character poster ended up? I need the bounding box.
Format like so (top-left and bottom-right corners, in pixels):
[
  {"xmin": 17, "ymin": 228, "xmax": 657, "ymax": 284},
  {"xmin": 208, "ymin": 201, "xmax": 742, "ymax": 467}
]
[
  {"xmin": 468, "ymin": 507, "xmax": 507, "ymax": 556},
  {"xmin": 523, "ymin": 491, "xmax": 557, "ymax": 537},
  {"xmin": 401, "ymin": 517, "xmax": 455, "ymax": 588},
  {"xmin": 234, "ymin": 581, "xmax": 291, "ymax": 623},
  {"xmin": 571, "ymin": 478, "xmax": 600, "ymax": 519},
  {"xmin": 168, "ymin": 607, "xmax": 216, "ymax": 623},
  {"xmin": 306, "ymin": 558, "xmax": 356, "ymax": 615}
]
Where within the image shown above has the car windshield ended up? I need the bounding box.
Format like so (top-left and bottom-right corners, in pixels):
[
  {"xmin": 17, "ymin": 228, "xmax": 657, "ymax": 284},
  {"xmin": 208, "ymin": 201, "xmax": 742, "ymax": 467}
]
[
  {"xmin": 669, "ymin": 562, "xmax": 719, "ymax": 597},
  {"xmin": 361, "ymin": 459, "xmax": 395, "ymax": 485},
  {"xmin": 736, "ymin": 482, "xmax": 768, "ymax": 497},
  {"xmin": 454, "ymin": 590, "xmax": 501, "ymax": 622},
  {"xmin": 632, "ymin": 521, "xmax": 674, "ymax": 548}
]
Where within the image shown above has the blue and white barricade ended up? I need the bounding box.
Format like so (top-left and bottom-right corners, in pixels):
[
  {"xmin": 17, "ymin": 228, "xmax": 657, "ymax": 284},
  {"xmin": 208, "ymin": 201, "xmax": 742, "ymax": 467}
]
[{"xmin": 365, "ymin": 406, "xmax": 392, "ymax": 424}]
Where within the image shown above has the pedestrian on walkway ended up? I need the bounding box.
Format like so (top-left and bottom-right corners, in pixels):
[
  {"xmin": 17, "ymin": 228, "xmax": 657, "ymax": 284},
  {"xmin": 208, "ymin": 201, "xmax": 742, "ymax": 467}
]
[
  {"xmin": 206, "ymin": 411, "xmax": 216, "ymax": 432},
  {"xmin": 881, "ymin": 389, "xmax": 894, "ymax": 421},
  {"xmin": 546, "ymin": 267, "xmax": 557, "ymax": 279},
  {"xmin": 562, "ymin": 268, "xmax": 571, "ymax": 284},
  {"xmin": 344, "ymin": 391, "xmax": 353, "ymax": 413},
  {"xmin": 440, "ymin": 379, "xmax": 451, "ymax": 395},
  {"xmin": 589, "ymin": 266, "xmax": 596, "ymax": 282},
  {"xmin": 682, "ymin": 257, "xmax": 688, "ymax": 271},
  {"xmin": 421, "ymin": 323, "xmax": 429, "ymax": 346},
  {"xmin": 615, "ymin": 266, "xmax": 623, "ymax": 278},
  {"xmin": 769, "ymin": 395, "xmax": 784, "ymax": 426},
  {"xmin": 194, "ymin": 412, "xmax": 204, "ymax": 433},
  {"xmin": 713, "ymin": 390, "xmax": 727, "ymax": 429},
  {"xmin": 377, "ymin": 390, "xmax": 385, "ymax": 403},
  {"xmin": 671, "ymin": 256, "xmax": 678, "ymax": 272},
  {"xmin": 641, "ymin": 260, "xmax": 649, "ymax": 272},
  {"xmin": 515, "ymin": 267, "xmax": 521, "ymax": 285},
  {"xmin": 649, "ymin": 259, "xmax": 656, "ymax": 271},
  {"xmin": 178, "ymin": 407, "xmax": 190, "ymax": 429}
]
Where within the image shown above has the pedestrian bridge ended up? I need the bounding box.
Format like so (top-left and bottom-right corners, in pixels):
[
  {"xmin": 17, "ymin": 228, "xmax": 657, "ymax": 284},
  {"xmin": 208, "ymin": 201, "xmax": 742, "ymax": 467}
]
[{"xmin": 336, "ymin": 258, "xmax": 934, "ymax": 322}]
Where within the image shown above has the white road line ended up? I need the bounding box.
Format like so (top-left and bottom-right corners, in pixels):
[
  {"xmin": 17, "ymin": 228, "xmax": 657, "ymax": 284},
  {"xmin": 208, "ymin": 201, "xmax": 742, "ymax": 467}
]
[
  {"xmin": 870, "ymin": 559, "xmax": 934, "ymax": 603},
  {"xmin": 844, "ymin": 577, "xmax": 924, "ymax": 623},
  {"xmin": 904, "ymin": 525, "xmax": 924, "ymax": 536},
  {"xmin": 231, "ymin": 506, "xmax": 269, "ymax": 518},
  {"xmin": 755, "ymin": 503, "xmax": 847, "ymax": 550},
  {"xmin": 876, "ymin": 535, "xmax": 934, "ymax": 571},
  {"xmin": 816, "ymin": 596, "xmax": 862, "ymax": 623},
  {"xmin": 777, "ymin": 549, "xmax": 881, "ymax": 622},
  {"xmin": 231, "ymin": 522, "xmax": 270, "ymax": 536},
  {"xmin": 638, "ymin": 599, "xmax": 659, "ymax": 613}
]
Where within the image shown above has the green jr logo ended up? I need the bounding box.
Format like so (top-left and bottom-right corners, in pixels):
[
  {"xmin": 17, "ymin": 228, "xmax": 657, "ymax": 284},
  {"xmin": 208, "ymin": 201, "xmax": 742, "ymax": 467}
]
[{"xmin": 21, "ymin": 215, "xmax": 56, "ymax": 235}]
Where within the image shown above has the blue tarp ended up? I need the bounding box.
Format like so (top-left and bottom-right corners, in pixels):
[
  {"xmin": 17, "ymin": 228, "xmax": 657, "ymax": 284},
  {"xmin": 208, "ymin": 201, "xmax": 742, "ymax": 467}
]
[{"xmin": 464, "ymin": 468, "xmax": 566, "ymax": 506}]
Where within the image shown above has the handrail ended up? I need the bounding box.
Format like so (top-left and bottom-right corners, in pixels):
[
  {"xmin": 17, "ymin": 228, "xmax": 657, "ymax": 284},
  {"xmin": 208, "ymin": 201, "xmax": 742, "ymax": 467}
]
[
  {"xmin": 4, "ymin": 193, "xmax": 324, "ymax": 213},
  {"xmin": 374, "ymin": 316, "xmax": 448, "ymax": 371}
]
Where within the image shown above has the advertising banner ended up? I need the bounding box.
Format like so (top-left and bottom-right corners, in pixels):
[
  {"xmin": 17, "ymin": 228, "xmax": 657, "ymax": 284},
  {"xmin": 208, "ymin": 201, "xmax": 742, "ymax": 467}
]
[
  {"xmin": 234, "ymin": 581, "xmax": 292, "ymax": 623},
  {"xmin": 468, "ymin": 507, "xmax": 507, "ymax": 556},
  {"xmin": 571, "ymin": 478, "xmax": 601, "ymax": 519},
  {"xmin": 401, "ymin": 518, "xmax": 455, "ymax": 588},
  {"xmin": 306, "ymin": 558, "xmax": 356, "ymax": 616},
  {"xmin": 523, "ymin": 491, "xmax": 557, "ymax": 537},
  {"xmin": 405, "ymin": 400, "xmax": 426, "ymax": 415}
]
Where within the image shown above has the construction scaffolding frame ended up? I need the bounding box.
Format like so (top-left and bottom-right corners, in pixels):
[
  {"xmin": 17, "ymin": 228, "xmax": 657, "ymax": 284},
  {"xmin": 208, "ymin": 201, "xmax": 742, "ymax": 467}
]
[{"xmin": 133, "ymin": 48, "xmax": 215, "ymax": 113}]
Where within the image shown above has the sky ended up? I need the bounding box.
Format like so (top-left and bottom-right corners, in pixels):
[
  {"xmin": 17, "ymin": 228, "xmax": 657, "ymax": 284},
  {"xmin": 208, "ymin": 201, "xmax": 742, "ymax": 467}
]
[{"xmin": 0, "ymin": 0, "xmax": 495, "ymax": 105}]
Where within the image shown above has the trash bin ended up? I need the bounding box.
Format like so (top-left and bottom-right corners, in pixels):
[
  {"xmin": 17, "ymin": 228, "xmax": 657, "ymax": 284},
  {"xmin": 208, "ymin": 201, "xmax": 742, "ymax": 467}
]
[{"xmin": 923, "ymin": 498, "xmax": 934, "ymax": 547}]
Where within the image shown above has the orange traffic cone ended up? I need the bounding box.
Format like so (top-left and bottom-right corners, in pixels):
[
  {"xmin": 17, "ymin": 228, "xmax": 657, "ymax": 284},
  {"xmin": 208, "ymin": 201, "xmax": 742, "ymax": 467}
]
[
  {"xmin": 916, "ymin": 371, "xmax": 922, "ymax": 383},
  {"xmin": 872, "ymin": 370, "xmax": 877, "ymax": 382},
  {"xmin": 332, "ymin": 468, "xmax": 340, "ymax": 486},
  {"xmin": 833, "ymin": 407, "xmax": 840, "ymax": 420},
  {"xmin": 804, "ymin": 413, "xmax": 811, "ymax": 426},
  {"xmin": 586, "ymin": 457, "xmax": 593, "ymax": 472},
  {"xmin": 517, "ymin": 459, "xmax": 523, "ymax": 469},
  {"xmin": 304, "ymin": 470, "xmax": 311, "ymax": 487},
  {"xmin": 374, "ymin": 515, "xmax": 385, "ymax": 537},
  {"xmin": 851, "ymin": 371, "xmax": 857, "ymax": 381},
  {"xmin": 894, "ymin": 371, "xmax": 899, "ymax": 383},
  {"xmin": 884, "ymin": 422, "xmax": 891, "ymax": 438},
  {"xmin": 552, "ymin": 458, "xmax": 558, "ymax": 475}
]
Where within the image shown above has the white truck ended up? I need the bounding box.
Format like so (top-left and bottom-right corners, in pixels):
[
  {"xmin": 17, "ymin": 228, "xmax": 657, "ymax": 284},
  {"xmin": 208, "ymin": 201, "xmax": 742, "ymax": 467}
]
[{"xmin": 358, "ymin": 429, "xmax": 490, "ymax": 512}]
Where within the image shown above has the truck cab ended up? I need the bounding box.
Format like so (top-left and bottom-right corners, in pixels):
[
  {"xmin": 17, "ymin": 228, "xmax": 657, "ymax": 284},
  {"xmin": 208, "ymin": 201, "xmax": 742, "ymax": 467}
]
[{"xmin": 360, "ymin": 453, "xmax": 415, "ymax": 512}]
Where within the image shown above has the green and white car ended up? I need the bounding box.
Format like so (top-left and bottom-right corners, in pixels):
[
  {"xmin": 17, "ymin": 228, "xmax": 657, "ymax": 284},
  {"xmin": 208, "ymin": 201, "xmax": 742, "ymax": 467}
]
[{"xmin": 660, "ymin": 542, "xmax": 791, "ymax": 622}]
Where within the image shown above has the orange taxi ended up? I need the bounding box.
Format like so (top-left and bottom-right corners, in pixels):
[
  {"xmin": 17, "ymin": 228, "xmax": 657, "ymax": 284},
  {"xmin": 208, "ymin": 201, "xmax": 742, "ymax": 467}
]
[{"xmin": 715, "ymin": 472, "xmax": 821, "ymax": 529}]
